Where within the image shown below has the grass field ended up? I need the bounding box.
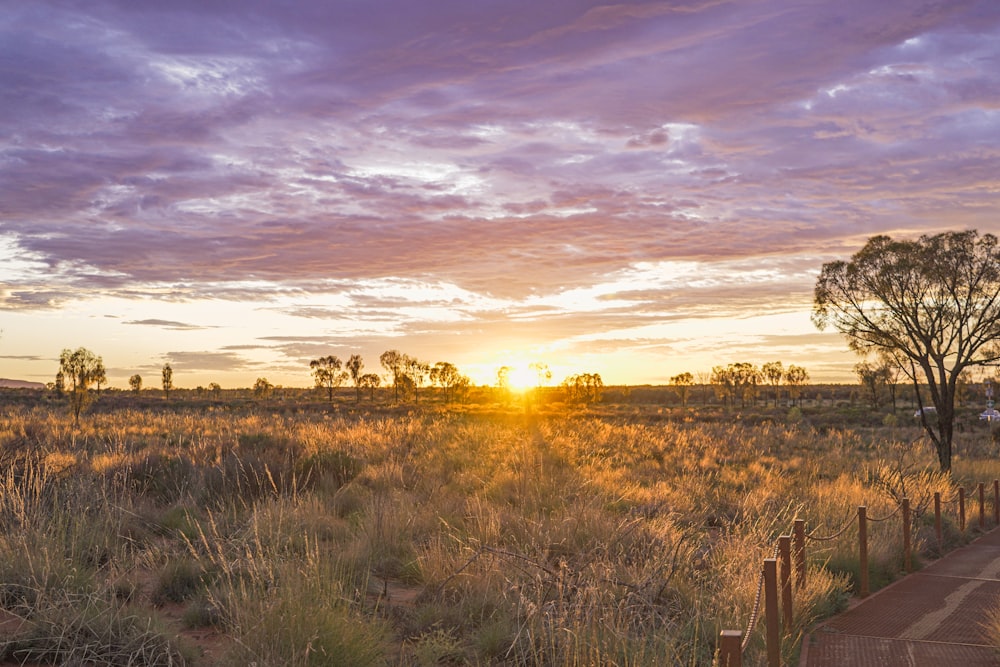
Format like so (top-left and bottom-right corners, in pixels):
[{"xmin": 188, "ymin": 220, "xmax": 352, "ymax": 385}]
[{"xmin": 0, "ymin": 394, "xmax": 994, "ymax": 665}]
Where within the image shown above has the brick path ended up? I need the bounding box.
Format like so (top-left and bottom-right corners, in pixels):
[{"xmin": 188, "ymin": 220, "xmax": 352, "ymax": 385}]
[{"xmin": 801, "ymin": 528, "xmax": 1000, "ymax": 666}]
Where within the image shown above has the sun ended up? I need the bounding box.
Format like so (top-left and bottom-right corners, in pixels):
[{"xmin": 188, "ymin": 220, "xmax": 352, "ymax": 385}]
[{"xmin": 505, "ymin": 365, "xmax": 537, "ymax": 392}]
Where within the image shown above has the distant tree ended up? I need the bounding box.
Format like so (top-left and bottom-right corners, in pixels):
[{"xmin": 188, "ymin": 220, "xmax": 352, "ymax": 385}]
[
  {"xmin": 380, "ymin": 350, "xmax": 406, "ymax": 403},
  {"xmin": 814, "ymin": 230, "xmax": 1000, "ymax": 472},
  {"xmin": 454, "ymin": 374, "xmax": 472, "ymax": 404},
  {"xmin": 562, "ymin": 373, "xmax": 603, "ymax": 404},
  {"xmin": 430, "ymin": 361, "xmax": 462, "ymax": 403},
  {"xmin": 710, "ymin": 365, "xmax": 736, "ymax": 408},
  {"xmin": 253, "ymin": 377, "xmax": 273, "ymax": 400},
  {"xmin": 761, "ymin": 361, "xmax": 784, "ymax": 407},
  {"xmin": 310, "ymin": 355, "xmax": 345, "ymax": 402},
  {"xmin": 670, "ymin": 372, "xmax": 694, "ymax": 407},
  {"xmin": 54, "ymin": 370, "xmax": 65, "ymax": 397},
  {"xmin": 404, "ymin": 356, "xmax": 430, "ymax": 403},
  {"xmin": 345, "ymin": 354, "xmax": 365, "ymax": 403},
  {"xmin": 359, "ymin": 373, "xmax": 381, "ymax": 402},
  {"xmin": 208, "ymin": 382, "xmax": 222, "ymax": 399},
  {"xmin": 59, "ymin": 347, "xmax": 103, "ymax": 426},
  {"xmin": 783, "ymin": 365, "xmax": 809, "ymax": 407},
  {"xmin": 496, "ymin": 366, "xmax": 511, "ymax": 398},
  {"xmin": 161, "ymin": 363, "xmax": 173, "ymax": 398},
  {"xmin": 128, "ymin": 374, "xmax": 142, "ymax": 394},
  {"xmin": 855, "ymin": 359, "xmax": 887, "ymax": 409},
  {"xmin": 732, "ymin": 362, "xmax": 762, "ymax": 408},
  {"xmin": 530, "ymin": 362, "xmax": 552, "ymax": 387},
  {"xmin": 93, "ymin": 359, "xmax": 107, "ymax": 394},
  {"xmin": 711, "ymin": 362, "xmax": 762, "ymax": 408}
]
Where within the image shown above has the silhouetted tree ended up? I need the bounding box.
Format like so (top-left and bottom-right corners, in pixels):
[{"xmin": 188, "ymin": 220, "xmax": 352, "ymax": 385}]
[
  {"xmin": 310, "ymin": 355, "xmax": 345, "ymax": 402},
  {"xmin": 93, "ymin": 359, "xmax": 107, "ymax": 394},
  {"xmin": 59, "ymin": 347, "xmax": 103, "ymax": 425},
  {"xmin": 346, "ymin": 354, "xmax": 365, "ymax": 403},
  {"xmin": 762, "ymin": 361, "xmax": 783, "ymax": 407},
  {"xmin": 562, "ymin": 373, "xmax": 603, "ymax": 404},
  {"xmin": 430, "ymin": 361, "xmax": 462, "ymax": 403},
  {"xmin": 209, "ymin": 382, "xmax": 222, "ymax": 399},
  {"xmin": 253, "ymin": 377, "xmax": 273, "ymax": 400},
  {"xmin": 814, "ymin": 230, "xmax": 1000, "ymax": 471},
  {"xmin": 129, "ymin": 374, "xmax": 142, "ymax": 394},
  {"xmin": 161, "ymin": 363, "xmax": 173, "ymax": 399},
  {"xmin": 783, "ymin": 365, "xmax": 809, "ymax": 407},
  {"xmin": 359, "ymin": 373, "xmax": 381, "ymax": 402},
  {"xmin": 380, "ymin": 350, "xmax": 406, "ymax": 403},
  {"xmin": 404, "ymin": 356, "xmax": 430, "ymax": 403},
  {"xmin": 670, "ymin": 372, "xmax": 694, "ymax": 407}
]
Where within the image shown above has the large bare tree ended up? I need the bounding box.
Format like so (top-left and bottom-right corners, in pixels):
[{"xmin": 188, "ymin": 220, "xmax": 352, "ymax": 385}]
[{"xmin": 813, "ymin": 230, "xmax": 1000, "ymax": 471}]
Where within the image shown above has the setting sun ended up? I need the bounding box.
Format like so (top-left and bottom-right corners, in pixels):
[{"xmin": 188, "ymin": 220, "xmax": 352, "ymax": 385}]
[{"xmin": 504, "ymin": 364, "xmax": 538, "ymax": 391}]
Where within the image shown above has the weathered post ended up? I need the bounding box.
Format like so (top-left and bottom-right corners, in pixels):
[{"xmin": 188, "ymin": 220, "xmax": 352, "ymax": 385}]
[
  {"xmin": 764, "ymin": 558, "xmax": 780, "ymax": 667},
  {"xmin": 934, "ymin": 492, "xmax": 942, "ymax": 549},
  {"xmin": 902, "ymin": 497, "xmax": 912, "ymax": 573},
  {"xmin": 979, "ymin": 482, "xmax": 986, "ymax": 530},
  {"xmin": 793, "ymin": 519, "xmax": 806, "ymax": 588},
  {"xmin": 994, "ymin": 480, "xmax": 999, "ymax": 526},
  {"xmin": 859, "ymin": 506, "xmax": 869, "ymax": 598},
  {"xmin": 779, "ymin": 535, "xmax": 793, "ymax": 633},
  {"xmin": 959, "ymin": 487, "xmax": 966, "ymax": 532},
  {"xmin": 718, "ymin": 630, "xmax": 742, "ymax": 667}
]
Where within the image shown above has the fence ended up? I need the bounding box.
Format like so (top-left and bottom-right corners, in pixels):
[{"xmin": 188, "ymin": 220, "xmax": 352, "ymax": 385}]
[{"xmin": 717, "ymin": 479, "xmax": 1000, "ymax": 667}]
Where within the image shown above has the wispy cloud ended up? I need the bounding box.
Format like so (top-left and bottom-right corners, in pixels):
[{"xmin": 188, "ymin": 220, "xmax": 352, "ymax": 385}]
[{"xmin": 1, "ymin": 0, "xmax": 998, "ymax": 384}]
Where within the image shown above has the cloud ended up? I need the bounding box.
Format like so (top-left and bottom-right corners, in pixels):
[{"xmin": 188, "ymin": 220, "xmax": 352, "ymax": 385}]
[
  {"xmin": 1, "ymin": 1, "xmax": 999, "ymax": 383},
  {"xmin": 125, "ymin": 319, "xmax": 215, "ymax": 330}
]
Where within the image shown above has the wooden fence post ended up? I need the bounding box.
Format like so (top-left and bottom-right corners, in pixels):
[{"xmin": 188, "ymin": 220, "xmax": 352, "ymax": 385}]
[
  {"xmin": 994, "ymin": 480, "xmax": 999, "ymax": 526},
  {"xmin": 793, "ymin": 519, "xmax": 806, "ymax": 588},
  {"xmin": 779, "ymin": 536, "xmax": 793, "ymax": 633},
  {"xmin": 859, "ymin": 506, "xmax": 869, "ymax": 598},
  {"xmin": 977, "ymin": 482, "xmax": 985, "ymax": 529},
  {"xmin": 934, "ymin": 492, "xmax": 942, "ymax": 549},
  {"xmin": 960, "ymin": 487, "xmax": 966, "ymax": 532},
  {"xmin": 764, "ymin": 558, "xmax": 780, "ymax": 667},
  {"xmin": 718, "ymin": 630, "xmax": 742, "ymax": 667},
  {"xmin": 902, "ymin": 497, "xmax": 911, "ymax": 573}
]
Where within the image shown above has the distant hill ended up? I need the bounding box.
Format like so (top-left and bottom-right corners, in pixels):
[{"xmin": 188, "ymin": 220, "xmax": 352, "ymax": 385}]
[{"xmin": 0, "ymin": 378, "xmax": 46, "ymax": 389}]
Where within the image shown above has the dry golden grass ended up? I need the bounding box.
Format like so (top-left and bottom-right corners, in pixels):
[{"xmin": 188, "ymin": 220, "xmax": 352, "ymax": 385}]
[{"xmin": 0, "ymin": 404, "xmax": 994, "ymax": 665}]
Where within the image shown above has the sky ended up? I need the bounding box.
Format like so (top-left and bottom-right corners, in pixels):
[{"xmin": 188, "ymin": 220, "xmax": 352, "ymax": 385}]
[{"xmin": 1, "ymin": 0, "xmax": 999, "ymax": 389}]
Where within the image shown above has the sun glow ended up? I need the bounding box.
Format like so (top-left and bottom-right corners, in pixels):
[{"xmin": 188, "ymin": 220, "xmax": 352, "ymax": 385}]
[{"xmin": 505, "ymin": 365, "xmax": 538, "ymax": 392}]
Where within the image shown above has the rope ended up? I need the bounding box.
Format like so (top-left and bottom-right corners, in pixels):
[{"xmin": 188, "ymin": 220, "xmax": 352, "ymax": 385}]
[
  {"xmin": 740, "ymin": 542, "xmax": 781, "ymax": 653},
  {"xmin": 867, "ymin": 505, "xmax": 901, "ymax": 522},
  {"xmin": 805, "ymin": 508, "xmax": 856, "ymax": 542}
]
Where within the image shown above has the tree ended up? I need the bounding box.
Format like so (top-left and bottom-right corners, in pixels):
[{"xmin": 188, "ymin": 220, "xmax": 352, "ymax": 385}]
[
  {"xmin": 345, "ymin": 354, "xmax": 365, "ymax": 403},
  {"xmin": 59, "ymin": 347, "xmax": 103, "ymax": 425},
  {"xmin": 253, "ymin": 377, "xmax": 273, "ymax": 400},
  {"xmin": 310, "ymin": 355, "xmax": 345, "ymax": 402},
  {"xmin": 530, "ymin": 362, "xmax": 552, "ymax": 389},
  {"xmin": 783, "ymin": 365, "xmax": 809, "ymax": 407},
  {"xmin": 670, "ymin": 372, "xmax": 694, "ymax": 407},
  {"xmin": 209, "ymin": 382, "xmax": 222, "ymax": 399},
  {"xmin": 359, "ymin": 373, "xmax": 381, "ymax": 402},
  {"xmin": 129, "ymin": 374, "xmax": 142, "ymax": 394},
  {"xmin": 161, "ymin": 363, "xmax": 173, "ymax": 398},
  {"xmin": 814, "ymin": 230, "xmax": 1000, "ymax": 472},
  {"xmin": 761, "ymin": 361, "xmax": 784, "ymax": 407},
  {"xmin": 92, "ymin": 359, "xmax": 107, "ymax": 394},
  {"xmin": 404, "ymin": 356, "xmax": 430, "ymax": 403},
  {"xmin": 430, "ymin": 361, "xmax": 462, "ymax": 403},
  {"xmin": 855, "ymin": 360, "xmax": 886, "ymax": 409},
  {"xmin": 380, "ymin": 350, "xmax": 406, "ymax": 403},
  {"xmin": 562, "ymin": 373, "xmax": 603, "ymax": 404}
]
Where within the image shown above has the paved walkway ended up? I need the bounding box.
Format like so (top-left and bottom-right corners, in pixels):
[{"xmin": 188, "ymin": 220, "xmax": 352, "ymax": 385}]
[{"xmin": 801, "ymin": 528, "xmax": 1000, "ymax": 666}]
